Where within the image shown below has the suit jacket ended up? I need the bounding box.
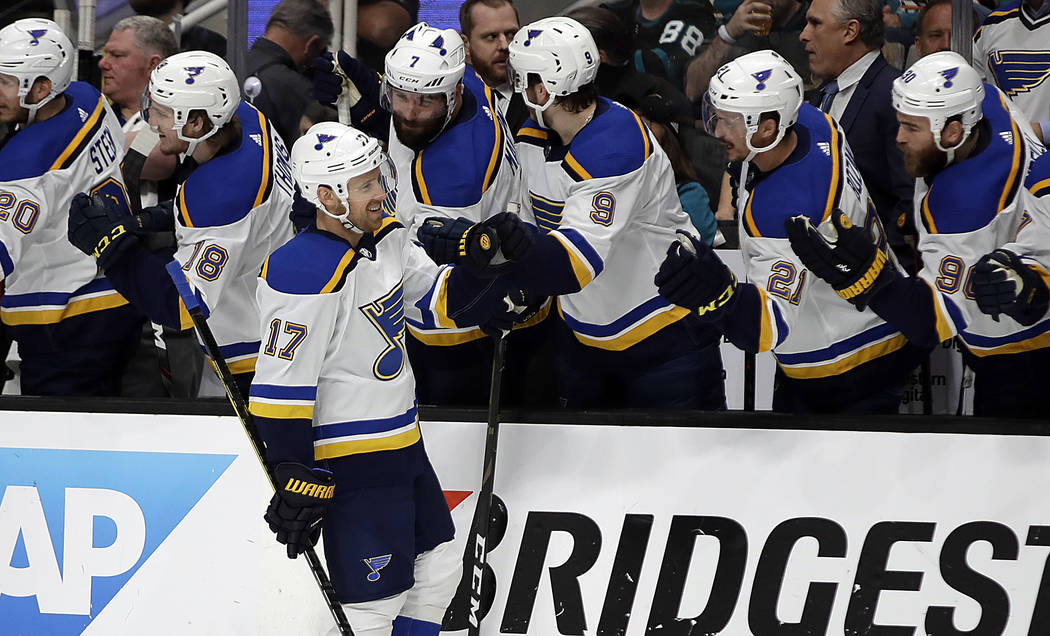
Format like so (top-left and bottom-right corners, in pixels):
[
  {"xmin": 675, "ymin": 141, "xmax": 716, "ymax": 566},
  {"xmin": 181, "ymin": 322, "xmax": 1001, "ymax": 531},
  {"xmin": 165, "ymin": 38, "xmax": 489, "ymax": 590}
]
[{"xmin": 810, "ymin": 53, "xmax": 917, "ymax": 269}]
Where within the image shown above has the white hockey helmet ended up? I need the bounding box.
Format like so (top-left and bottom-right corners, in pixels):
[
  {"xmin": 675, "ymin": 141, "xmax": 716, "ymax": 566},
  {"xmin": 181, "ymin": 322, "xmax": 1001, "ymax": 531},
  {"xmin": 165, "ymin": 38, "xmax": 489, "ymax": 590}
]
[
  {"xmin": 703, "ymin": 50, "xmax": 803, "ymax": 158},
  {"xmin": 144, "ymin": 50, "xmax": 241, "ymax": 156},
  {"xmin": 892, "ymin": 51, "xmax": 984, "ymax": 156},
  {"xmin": 291, "ymin": 122, "xmax": 397, "ymax": 233},
  {"xmin": 507, "ymin": 17, "xmax": 599, "ymax": 125},
  {"xmin": 0, "ymin": 18, "xmax": 74, "ymax": 124},
  {"xmin": 382, "ymin": 23, "xmax": 466, "ymax": 130}
]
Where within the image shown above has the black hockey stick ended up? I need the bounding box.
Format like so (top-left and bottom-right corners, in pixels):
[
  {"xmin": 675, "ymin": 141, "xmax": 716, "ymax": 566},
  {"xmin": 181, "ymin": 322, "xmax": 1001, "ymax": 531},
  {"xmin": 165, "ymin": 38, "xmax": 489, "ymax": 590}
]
[
  {"xmin": 466, "ymin": 335, "xmax": 508, "ymax": 635},
  {"xmin": 164, "ymin": 261, "xmax": 354, "ymax": 636}
]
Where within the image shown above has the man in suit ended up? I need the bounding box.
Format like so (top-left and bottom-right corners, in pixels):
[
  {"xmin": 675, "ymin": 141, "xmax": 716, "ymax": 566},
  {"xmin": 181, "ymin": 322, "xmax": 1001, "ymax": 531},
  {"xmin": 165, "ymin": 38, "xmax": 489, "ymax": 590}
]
[
  {"xmin": 459, "ymin": 0, "xmax": 528, "ymax": 132},
  {"xmin": 800, "ymin": 0, "xmax": 916, "ymax": 269}
]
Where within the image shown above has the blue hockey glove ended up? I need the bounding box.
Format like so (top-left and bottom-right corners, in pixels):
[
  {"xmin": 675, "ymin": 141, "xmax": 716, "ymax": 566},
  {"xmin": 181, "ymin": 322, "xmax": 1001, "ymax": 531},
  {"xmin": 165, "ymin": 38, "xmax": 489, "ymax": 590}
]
[
  {"xmin": 481, "ymin": 289, "xmax": 547, "ymax": 339},
  {"xmin": 655, "ymin": 232, "xmax": 737, "ymax": 320},
  {"xmin": 971, "ymin": 249, "xmax": 1049, "ymax": 325},
  {"xmin": 784, "ymin": 211, "xmax": 894, "ymax": 311},
  {"xmin": 68, "ymin": 192, "xmax": 139, "ymax": 270},
  {"xmin": 264, "ymin": 462, "xmax": 335, "ymax": 559},
  {"xmin": 289, "ymin": 189, "xmax": 316, "ymax": 233}
]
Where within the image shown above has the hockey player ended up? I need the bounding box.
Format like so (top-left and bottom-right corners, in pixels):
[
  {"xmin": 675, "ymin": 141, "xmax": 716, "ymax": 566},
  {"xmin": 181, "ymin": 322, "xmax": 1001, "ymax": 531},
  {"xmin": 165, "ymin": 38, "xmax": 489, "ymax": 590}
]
[
  {"xmin": 786, "ymin": 51, "xmax": 1050, "ymax": 417},
  {"xmin": 67, "ymin": 50, "xmax": 294, "ymax": 396},
  {"xmin": 316, "ymin": 23, "xmax": 543, "ymax": 406},
  {"xmin": 655, "ymin": 51, "xmax": 925, "ymax": 413},
  {"xmin": 0, "ymin": 18, "xmax": 142, "ymax": 395},
  {"xmin": 253, "ymin": 122, "xmax": 528, "ymax": 636},
  {"xmin": 445, "ymin": 16, "xmax": 726, "ymax": 408}
]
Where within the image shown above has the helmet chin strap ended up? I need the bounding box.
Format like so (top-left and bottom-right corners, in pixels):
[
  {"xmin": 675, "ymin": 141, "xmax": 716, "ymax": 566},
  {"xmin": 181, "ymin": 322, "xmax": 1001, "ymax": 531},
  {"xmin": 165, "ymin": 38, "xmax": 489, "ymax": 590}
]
[
  {"xmin": 524, "ymin": 90, "xmax": 556, "ymax": 129},
  {"xmin": 20, "ymin": 92, "xmax": 55, "ymax": 126},
  {"xmin": 933, "ymin": 125, "xmax": 972, "ymax": 167},
  {"xmin": 321, "ymin": 199, "xmax": 364, "ymax": 235}
]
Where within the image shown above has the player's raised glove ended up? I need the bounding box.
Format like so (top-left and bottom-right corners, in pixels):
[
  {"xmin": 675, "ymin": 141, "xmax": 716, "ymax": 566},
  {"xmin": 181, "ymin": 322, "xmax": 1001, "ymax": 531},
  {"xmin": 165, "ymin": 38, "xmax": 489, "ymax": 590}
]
[
  {"xmin": 971, "ymin": 249, "xmax": 1050, "ymax": 325},
  {"xmin": 289, "ymin": 189, "xmax": 316, "ymax": 233},
  {"xmin": 655, "ymin": 232, "xmax": 738, "ymax": 320},
  {"xmin": 418, "ymin": 213, "xmax": 533, "ymax": 276},
  {"xmin": 68, "ymin": 192, "xmax": 138, "ymax": 270},
  {"xmin": 264, "ymin": 462, "xmax": 335, "ymax": 559},
  {"xmin": 784, "ymin": 211, "xmax": 893, "ymax": 311}
]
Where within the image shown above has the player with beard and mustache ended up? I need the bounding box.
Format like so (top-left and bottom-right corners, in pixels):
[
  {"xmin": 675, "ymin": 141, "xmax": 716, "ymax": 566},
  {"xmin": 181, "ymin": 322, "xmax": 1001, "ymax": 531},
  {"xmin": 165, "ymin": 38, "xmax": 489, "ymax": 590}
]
[
  {"xmin": 377, "ymin": 23, "xmax": 547, "ymax": 407},
  {"xmin": 786, "ymin": 52, "xmax": 1050, "ymax": 417}
]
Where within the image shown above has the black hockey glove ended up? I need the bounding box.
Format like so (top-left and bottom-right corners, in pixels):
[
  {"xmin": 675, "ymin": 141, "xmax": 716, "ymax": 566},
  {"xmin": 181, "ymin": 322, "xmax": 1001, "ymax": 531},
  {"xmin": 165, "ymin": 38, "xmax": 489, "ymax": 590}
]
[
  {"xmin": 655, "ymin": 233, "xmax": 738, "ymax": 321},
  {"xmin": 418, "ymin": 213, "xmax": 532, "ymax": 276},
  {"xmin": 264, "ymin": 462, "xmax": 335, "ymax": 559},
  {"xmin": 784, "ymin": 211, "xmax": 894, "ymax": 311},
  {"xmin": 971, "ymin": 249, "xmax": 1050, "ymax": 325},
  {"xmin": 289, "ymin": 189, "xmax": 316, "ymax": 233},
  {"xmin": 481, "ymin": 289, "xmax": 547, "ymax": 339},
  {"xmin": 68, "ymin": 192, "xmax": 139, "ymax": 270},
  {"xmin": 131, "ymin": 200, "xmax": 175, "ymax": 234}
]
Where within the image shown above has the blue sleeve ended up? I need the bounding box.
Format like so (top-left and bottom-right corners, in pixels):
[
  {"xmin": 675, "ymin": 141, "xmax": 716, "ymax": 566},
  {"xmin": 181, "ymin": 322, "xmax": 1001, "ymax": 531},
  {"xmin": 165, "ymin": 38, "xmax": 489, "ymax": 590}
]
[
  {"xmin": 714, "ymin": 283, "xmax": 765, "ymax": 353},
  {"xmin": 443, "ymin": 267, "xmax": 518, "ymax": 326},
  {"xmin": 868, "ymin": 273, "xmax": 944, "ymax": 348},
  {"xmin": 506, "ymin": 225, "xmax": 587, "ymax": 297},
  {"xmin": 104, "ymin": 243, "xmax": 183, "ymax": 329},
  {"xmin": 256, "ymin": 416, "xmax": 316, "ymax": 467}
]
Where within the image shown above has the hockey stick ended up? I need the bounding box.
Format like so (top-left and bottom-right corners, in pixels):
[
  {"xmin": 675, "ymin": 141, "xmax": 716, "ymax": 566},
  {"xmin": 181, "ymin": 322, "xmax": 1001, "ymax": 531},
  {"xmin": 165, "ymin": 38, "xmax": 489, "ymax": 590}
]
[
  {"xmin": 164, "ymin": 261, "xmax": 354, "ymax": 636},
  {"xmin": 465, "ymin": 335, "xmax": 508, "ymax": 635}
]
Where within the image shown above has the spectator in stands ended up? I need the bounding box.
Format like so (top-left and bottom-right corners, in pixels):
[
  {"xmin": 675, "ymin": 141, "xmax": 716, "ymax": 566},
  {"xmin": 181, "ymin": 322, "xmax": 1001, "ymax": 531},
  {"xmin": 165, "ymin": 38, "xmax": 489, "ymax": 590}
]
[
  {"xmin": 800, "ymin": 0, "xmax": 916, "ymax": 270},
  {"xmin": 973, "ymin": 0, "xmax": 1050, "ymax": 144},
  {"xmin": 914, "ymin": 0, "xmax": 952, "ymax": 58},
  {"xmin": 99, "ymin": 16, "xmax": 177, "ymax": 126},
  {"xmin": 459, "ymin": 0, "xmax": 527, "ymax": 131},
  {"xmin": 356, "ymin": 0, "xmax": 419, "ymax": 71},
  {"xmin": 685, "ymin": 0, "xmax": 811, "ymax": 101},
  {"xmin": 246, "ymin": 0, "xmax": 333, "ymax": 146},
  {"xmin": 129, "ymin": 0, "xmax": 226, "ymax": 56},
  {"xmin": 601, "ymin": 0, "xmax": 718, "ymax": 93}
]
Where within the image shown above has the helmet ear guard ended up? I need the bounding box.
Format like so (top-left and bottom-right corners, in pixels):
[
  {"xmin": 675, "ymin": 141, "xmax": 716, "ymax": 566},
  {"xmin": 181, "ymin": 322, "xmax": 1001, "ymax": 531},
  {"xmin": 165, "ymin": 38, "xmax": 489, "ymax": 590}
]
[
  {"xmin": 892, "ymin": 51, "xmax": 984, "ymax": 162},
  {"xmin": 0, "ymin": 18, "xmax": 75, "ymax": 124},
  {"xmin": 291, "ymin": 122, "xmax": 397, "ymax": 233}
]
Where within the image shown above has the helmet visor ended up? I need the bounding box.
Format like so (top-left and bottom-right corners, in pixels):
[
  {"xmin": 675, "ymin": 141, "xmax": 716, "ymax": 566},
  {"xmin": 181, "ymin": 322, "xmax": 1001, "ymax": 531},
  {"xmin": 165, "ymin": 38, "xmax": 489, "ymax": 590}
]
[
  {"xmin": 701, "ymin": 92, "xmax": 747, "ymax": 138},
  {"xmin": 344, "ymin": 155, "xmax": 398, "ymax": 213}
]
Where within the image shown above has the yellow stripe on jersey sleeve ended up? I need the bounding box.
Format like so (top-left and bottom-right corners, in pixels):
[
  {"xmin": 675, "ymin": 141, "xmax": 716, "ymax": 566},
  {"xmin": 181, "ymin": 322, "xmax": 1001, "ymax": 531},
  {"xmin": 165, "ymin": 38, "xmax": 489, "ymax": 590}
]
[
  {"xmin": 756, "ymin": 287, "xmax": 775, "ymax": 353},
  {"xmin": 780, "ymin": 334, "xmax": 908, "ymax": 379},
  {"xmin": 822, "ymin": 113, "xmax": 841, "ymax": 223},
  {"xmin": 251, "ymin": 107, "xmax": 273, "ymax": 209},
  {"xmin": 549, "ymin": 231, "xmax": 595, "ymax": 288},
  {"xmin": 50, "ymin": 96, "xmax": 105, "ymax": 171},
  {"xmin": 249, "ymin": 400, "xmax": 315, "ymax": 420}
]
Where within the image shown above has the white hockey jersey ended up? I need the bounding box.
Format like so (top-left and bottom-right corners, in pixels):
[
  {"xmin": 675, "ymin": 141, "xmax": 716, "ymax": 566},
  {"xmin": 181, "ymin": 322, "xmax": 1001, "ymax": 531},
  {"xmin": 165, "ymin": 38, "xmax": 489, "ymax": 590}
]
[
  {"xmin": 388, "ymin": 67, "xmax": 530, "ymax": 346},
  {"xmin": 249, "ymin": 217, "xmax": 470, "ymax": 461},
  {"xmin": 736, "ymin": 104, "xmax": 912, "ymax": 379},
  {"xmin": 913, "ymin": 87, "xmax": 1050, "ymax": 356},
  {"xmin": 973, "ymin": 0, "xmax": 1050, "ymax": 127},
  {"xmin": 0, "ymin": 81, "xmax": 131, "ymax": 327},
  {"xmin": 514, "ymin": 97, "xmax": 695, "ymax": 350},
  {"xmin": 173, "ymin": 101, "xmax": 295, "ymax": 374}
]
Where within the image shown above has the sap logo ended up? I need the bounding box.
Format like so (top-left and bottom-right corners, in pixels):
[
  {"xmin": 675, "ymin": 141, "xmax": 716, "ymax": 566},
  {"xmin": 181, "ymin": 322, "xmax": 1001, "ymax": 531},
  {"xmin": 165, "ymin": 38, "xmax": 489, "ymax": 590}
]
[{"xmin": 0, "ymin": 448, "xmax": 235, "ymax": 635}]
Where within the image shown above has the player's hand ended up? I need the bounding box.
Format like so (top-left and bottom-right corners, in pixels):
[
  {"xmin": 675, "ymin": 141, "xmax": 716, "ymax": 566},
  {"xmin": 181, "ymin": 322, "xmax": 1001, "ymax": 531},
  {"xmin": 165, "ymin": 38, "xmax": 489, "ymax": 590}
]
[
  {"xmin": 971, "ymin": 249, "xmax": 1050, "ymax": 325},
  {"xmin": 485, "ymin": 212, "xmax": 534, "ymax": 262},
  {"xmin": 655, "ymin": 232, "xmax": 738, "ymax": 320},
  {"xmin": 311, "ymin": 51, "xmax": 380, "ymax": 106},
  {"xmin": 481, "ymin": 289, "xmax": 546, "ymax": 339},
  {"xmin": 264, "ymin": 462, "xmax": 335, "ymax": 559},
  {"xmin": 68, "ymin": 192, "xmax": 138, "ymax": 270},
  {"xmin": 784, "ymin": 211, "xmax": 894, "ymax": 311},
  {"xmin": 311, "ymin": 52, "xmax": 345, "ymax": 106},
  {"xmin": 418, "ymin": 215, "xmax": 529, "ymax": 276},
  {"xmin": 131, "ymin": 200, "xmax": 175, "ymax": 234}
]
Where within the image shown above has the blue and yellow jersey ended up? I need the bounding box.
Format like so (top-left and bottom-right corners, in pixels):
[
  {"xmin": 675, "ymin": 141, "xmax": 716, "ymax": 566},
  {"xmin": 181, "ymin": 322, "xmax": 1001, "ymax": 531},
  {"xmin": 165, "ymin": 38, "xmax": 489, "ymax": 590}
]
[
  {"xmin": 513, "ymin": 97, "xmax": 702, "ymax": 351},
  {"xmin": 387, "ymin": 67, "xmax": 529, "ymax": 346},
  {"xmin": 0, "ymin": 81, "xmax": 131, "ymax": 328},
  {"xmin": 251, "ymin": 218, "xmax": 505, "ymax": 464},
  {"xmin": 728, "ymin": 103, "xmax": 912, "ymax": 379},
  {"xmin": 914, "ymin": 86, "xmax": 1048, "ymax": 356},
  {"xmin": 171, "ymin": 100, "xmax": 295, "ymax": 375},
  {"xmin": 973, "ymin": 0, "xmax": 1050, "ymax": 126}
]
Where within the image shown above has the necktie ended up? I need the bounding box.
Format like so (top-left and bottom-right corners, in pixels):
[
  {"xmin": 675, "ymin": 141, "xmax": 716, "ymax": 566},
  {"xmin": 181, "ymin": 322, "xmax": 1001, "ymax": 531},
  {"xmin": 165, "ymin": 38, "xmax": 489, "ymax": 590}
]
[{"xmin": 819, "ymin": 80, "xmax": 839, "ymax": 114}]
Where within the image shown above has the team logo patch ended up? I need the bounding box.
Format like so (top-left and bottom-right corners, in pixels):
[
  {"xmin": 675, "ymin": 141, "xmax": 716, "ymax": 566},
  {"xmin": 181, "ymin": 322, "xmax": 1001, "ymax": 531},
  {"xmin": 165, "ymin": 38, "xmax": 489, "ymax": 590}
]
[
  {"xmin": 184, "ymin": 66, "xmax": 205, "ymax": 84},
  {"xmin": 939, "ymin": 67, "xmax": 958, "ymax": 88},
  {"xmin": 363, "ymin": 554, "xmax": 392, "ymax": 582},
  {"xmin": 431, "ymin": 34, "xmax": 447, "ymax": 55},
  {"xmin": 752, "ymin": 69, "xmax": 772, "ymax": 90},
  {"xmin": 28, "ymin": 29, "xmax": 47, "ymax": 45},
  {"xmin": 989, "ymin": 50, "xmax": 1050, "ymax": 97},
  {"xmin": 523, "ymin": 29, "xmax": 543, "ymax": 46},
  {"xmin": 314, "ymin": 133, "xmax": 336, "ymax": 150}
]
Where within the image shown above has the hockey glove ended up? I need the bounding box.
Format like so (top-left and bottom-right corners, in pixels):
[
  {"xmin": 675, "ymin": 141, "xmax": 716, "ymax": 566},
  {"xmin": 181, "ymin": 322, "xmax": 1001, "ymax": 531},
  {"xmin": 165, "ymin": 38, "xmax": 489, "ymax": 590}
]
[
  {"xmin": 655, "ymin": 233, "xmax": 738, "ymax": 321},
  {"xmin": 971, "ymin": 249, "xmax": 1050, "ymax": 325},
  {"xmin": 481, "ymin": 289, "xmax": 547, "ymax": 339},
  {"xmin": 264, "ymin": 462, "xmax": 335, "ymax": 559},
  {"xmin": 131, "ymin": 200, "xmax": 175, "ymax": 234},
  {"xmin": 784, "ymin": 211, "xmax": 894, "ymax": 311},
  {"xmin": 289, "ymin": 189, "xmax": 317, "ymax": 233},
  {"xmin": 418, "ymin": 214, "xmax": 532, "ymax": 276},
  {"xmin": 68, "ymin": 192, "xmax": 139, "ymax": 270}
]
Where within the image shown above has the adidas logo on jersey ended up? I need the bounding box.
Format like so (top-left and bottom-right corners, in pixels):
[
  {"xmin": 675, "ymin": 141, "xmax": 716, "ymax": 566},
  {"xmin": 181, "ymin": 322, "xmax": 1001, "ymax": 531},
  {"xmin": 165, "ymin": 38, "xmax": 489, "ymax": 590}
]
[
  {"xmin": 999, "ymin": 131, "xmax": 1014, "ymax": 145},
  {"xmin": 251, "ymin": 133, "xmax": 262, "ymax": 146},
  {"xmin": 78, "ymin": 108, "xmax": 89, "ymax": 122},
  {"xmin": 818, "ymin": 142, "xmax": 831, "ymax": 156}
]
